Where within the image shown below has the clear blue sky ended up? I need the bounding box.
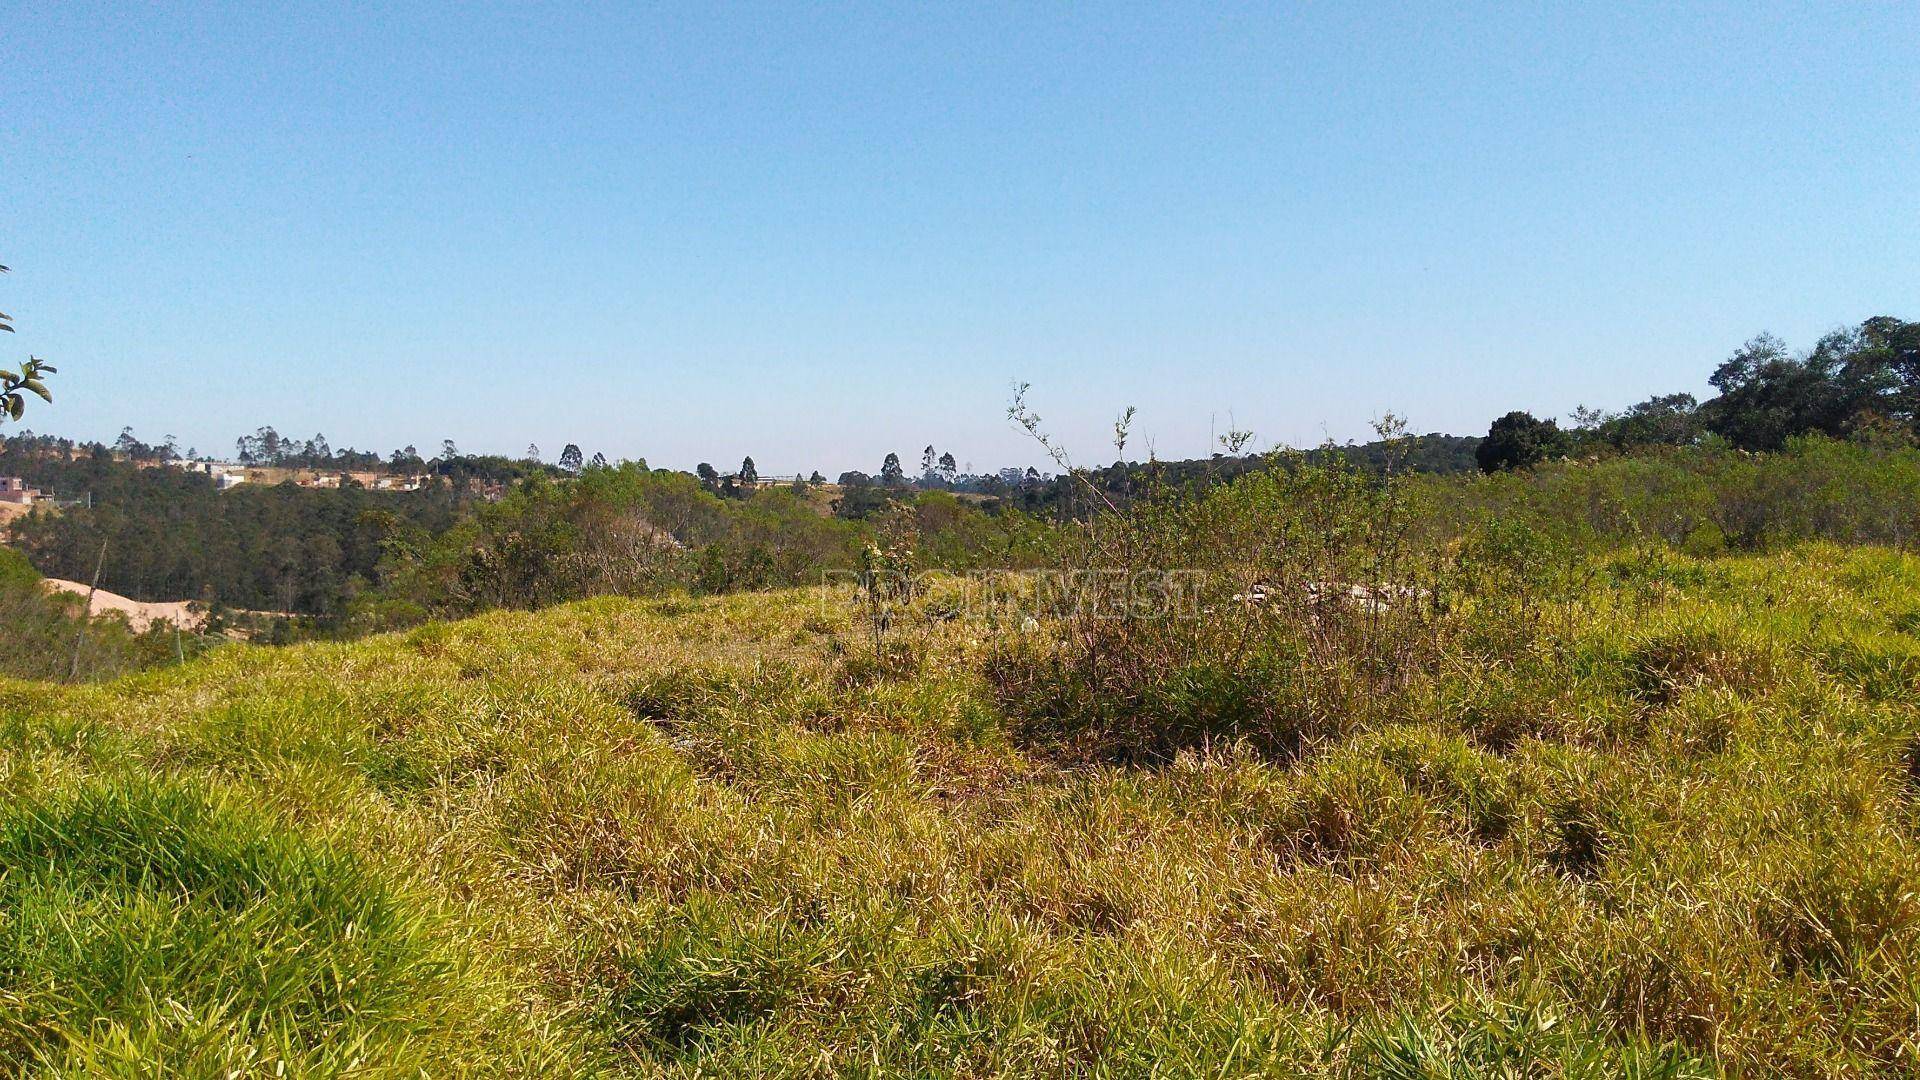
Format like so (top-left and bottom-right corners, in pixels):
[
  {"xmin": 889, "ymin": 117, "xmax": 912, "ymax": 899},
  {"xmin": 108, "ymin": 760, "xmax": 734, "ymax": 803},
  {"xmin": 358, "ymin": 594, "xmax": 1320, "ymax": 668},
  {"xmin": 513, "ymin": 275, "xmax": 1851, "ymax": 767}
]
[{"xmin": 3, "ymin": 3, "xmax": 1915, "ymax": 475}]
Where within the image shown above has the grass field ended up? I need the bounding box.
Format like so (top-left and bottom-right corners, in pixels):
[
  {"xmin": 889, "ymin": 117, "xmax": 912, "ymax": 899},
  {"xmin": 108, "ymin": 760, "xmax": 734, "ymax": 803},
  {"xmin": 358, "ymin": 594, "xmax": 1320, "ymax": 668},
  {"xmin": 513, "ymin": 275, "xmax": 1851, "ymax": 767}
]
[{"xmin": 4, "ymin": 543, "xmax": 1920, "ymax": 1076}]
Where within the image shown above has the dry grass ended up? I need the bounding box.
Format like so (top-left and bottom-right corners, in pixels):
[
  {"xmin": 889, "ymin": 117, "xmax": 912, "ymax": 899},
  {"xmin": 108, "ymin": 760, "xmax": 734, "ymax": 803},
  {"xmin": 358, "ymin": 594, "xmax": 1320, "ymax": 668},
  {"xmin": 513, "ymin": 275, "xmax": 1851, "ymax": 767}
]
[{"xmin": 2, "ymin": 544, "xmax": 1919, "ymax": 1075}]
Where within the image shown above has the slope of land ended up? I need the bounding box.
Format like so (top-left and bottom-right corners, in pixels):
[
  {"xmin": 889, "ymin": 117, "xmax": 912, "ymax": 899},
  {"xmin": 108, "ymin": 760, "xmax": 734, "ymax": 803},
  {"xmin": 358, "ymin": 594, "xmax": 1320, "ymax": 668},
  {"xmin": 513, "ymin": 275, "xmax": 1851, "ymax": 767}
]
[
  {"xmin": 3, "ymin": 544, "xmax": 1919, "ymax": 1075},
  {"xmin": 39, "ymin": 577, "xmax": 200, "ymax": 632}
]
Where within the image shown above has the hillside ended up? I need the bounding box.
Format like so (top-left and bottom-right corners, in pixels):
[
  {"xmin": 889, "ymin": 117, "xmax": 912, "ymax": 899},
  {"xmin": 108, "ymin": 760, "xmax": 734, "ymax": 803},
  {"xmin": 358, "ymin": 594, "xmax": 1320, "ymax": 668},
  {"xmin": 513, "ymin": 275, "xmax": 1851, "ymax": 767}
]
[{"xmin": 4, "ymin": 543, "xmax": 1919, "ymax": 1075}]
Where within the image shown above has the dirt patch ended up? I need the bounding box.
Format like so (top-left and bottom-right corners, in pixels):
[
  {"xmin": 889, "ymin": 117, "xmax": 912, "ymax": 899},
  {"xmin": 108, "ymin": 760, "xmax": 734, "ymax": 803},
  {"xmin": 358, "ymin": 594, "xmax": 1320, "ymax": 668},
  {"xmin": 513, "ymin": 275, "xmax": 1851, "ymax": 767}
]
[{"xmin": 41, "ymin": 578, "xmax": 201, "ymax": 633}]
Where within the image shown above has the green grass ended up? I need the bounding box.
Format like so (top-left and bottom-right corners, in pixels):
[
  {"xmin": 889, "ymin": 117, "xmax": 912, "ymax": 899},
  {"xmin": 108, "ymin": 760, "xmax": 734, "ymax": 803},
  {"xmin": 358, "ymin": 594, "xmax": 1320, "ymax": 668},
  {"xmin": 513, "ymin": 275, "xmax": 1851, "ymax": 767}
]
[{"xmin": 2, "ymin": 544, "xmax": 1919, "ymax": 1075}]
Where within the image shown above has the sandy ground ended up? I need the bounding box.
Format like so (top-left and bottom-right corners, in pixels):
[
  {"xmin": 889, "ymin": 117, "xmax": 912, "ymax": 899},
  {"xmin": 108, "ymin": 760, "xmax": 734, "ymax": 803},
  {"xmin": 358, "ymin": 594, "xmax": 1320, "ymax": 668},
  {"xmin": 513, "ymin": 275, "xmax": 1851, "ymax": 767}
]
[{"xmin": 41, "ymin": 578, "xmax": 202, "ymax": 633}]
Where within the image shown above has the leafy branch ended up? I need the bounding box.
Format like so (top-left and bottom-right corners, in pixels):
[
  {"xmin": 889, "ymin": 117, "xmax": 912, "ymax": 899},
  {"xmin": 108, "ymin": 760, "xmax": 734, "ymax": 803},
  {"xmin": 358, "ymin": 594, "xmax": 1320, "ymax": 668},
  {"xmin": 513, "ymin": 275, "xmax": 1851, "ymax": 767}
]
[
  {"xmin": 1, "ymin": 261, "xmax": 54, "ymax": 422},
  {"xmin": 1, "ymin": 357, "xmax": 55, "ymax": 420}
]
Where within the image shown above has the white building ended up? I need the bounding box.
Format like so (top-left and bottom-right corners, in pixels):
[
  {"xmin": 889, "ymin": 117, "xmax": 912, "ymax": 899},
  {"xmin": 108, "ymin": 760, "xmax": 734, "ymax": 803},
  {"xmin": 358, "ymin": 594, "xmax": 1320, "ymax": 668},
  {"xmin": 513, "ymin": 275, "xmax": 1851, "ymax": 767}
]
[{"xmin": 188, "ymin": 461, "xmax": 250, "ymax": 489}]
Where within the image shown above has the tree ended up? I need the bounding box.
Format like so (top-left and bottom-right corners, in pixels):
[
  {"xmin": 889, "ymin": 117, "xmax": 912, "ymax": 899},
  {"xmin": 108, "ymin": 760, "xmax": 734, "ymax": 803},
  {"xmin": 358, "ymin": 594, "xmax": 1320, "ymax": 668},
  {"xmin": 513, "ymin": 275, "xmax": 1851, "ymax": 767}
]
[
  {"xmin": 525, "ymin": 443, "xmax": 541, "ymax": 463},
  {"xmin": 1695, "ymin": 320, "xmax": 1920, "ymax": 450},
  {"xmin": 1700, "ymin": 333, "xmax": 1857, "ymax": 451},
  {"xmin": 1476, "ymin": 411, "xmax": 1566, "ymax": 473},
  {"xmin": 740, "ymin": 456, "xmax": 758, "ymax": 486},
  {"xmin": 1856, "ymin": 316, "xmax": 1920, "ymax": 427},
  {"xmin": 589, "ymin": 452, "xmax": 609, "ymax": 469},
  {"xmin": 696, "ymin": 463, "xmax": 719, "ymax": 491},
  {"xmin": 809, "ymin": 470, "xmax": 826, "ymax": 484},
  {"xmin": 880, "ymin": 452, "xmax": 906, "ymax": 487},
  {"xmin": 247, "ymin": 426, "xmax": 285, "ymax": 464},
  {"xmin": 937, "ymin": 451, "xmax": 957, "ymax": 484},
  {"xmin": 1598, "ymin": 393, "xmax": 1701, "ymax": 449},
  {"xmin": 0, "ymin": 261, "xmax": 55, "ymax": 425},
  {"xmin": 559, "ymin": 444, "xmax": 584, "ymax": 473}
]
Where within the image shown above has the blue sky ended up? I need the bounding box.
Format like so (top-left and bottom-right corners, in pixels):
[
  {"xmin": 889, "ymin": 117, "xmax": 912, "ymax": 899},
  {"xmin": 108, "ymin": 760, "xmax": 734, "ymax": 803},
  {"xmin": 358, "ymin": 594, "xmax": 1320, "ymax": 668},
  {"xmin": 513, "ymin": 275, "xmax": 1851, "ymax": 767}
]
[{"xmin": 3, "ymin": 3, "xmax": 1915, "ymax": 475}]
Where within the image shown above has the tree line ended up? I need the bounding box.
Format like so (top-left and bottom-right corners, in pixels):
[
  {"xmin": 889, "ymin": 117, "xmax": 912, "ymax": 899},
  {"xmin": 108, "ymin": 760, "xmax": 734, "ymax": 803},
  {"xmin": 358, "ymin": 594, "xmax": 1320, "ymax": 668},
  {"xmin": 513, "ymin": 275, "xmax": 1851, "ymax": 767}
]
[
  {"xmin": 1, "ymin": 434, "xmax": 474, "ymax": 614},
  {"xmin": 1478, "ymin": 315, "xmax": 1920, "ymax": 472},
  {"xmin": 4, "ymin": 308, "xmax": 1911, "ymax": 635}
]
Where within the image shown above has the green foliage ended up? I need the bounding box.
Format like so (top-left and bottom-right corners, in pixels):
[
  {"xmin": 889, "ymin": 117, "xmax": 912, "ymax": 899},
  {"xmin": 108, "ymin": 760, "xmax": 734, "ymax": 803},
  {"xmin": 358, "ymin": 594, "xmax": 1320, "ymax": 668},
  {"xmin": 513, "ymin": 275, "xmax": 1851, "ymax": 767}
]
[
  {"xmin": 0, "ymin": 543, "xmax": 38, "ymax": 589},
  {"xmin": 1700, "ymin": 319, "xmax": 1920, "ymax": 450},
  {"xmin": 1432, "ymin": 435, "xmax": 1920, "ymax": 551},
  {"xmin": 985, "ymin": 443, "xmax": 1565, "ymax": 762},
  {"xmin": 2, "ymin": 436, "xmax": 471, "ymax": 616},
  {"xmin": 0, "ymin": 356, "xmax": 54, "ymax": 423},
  {"xmin": 0, "ymin": 781, "xmax": 431, "ymax": 1071},
  {"xmin": 1350, "ymin": 1001, "xmax": 1710, "ymax": 1078},
  {"xmin": 0, "ymin": 545, "xmax": 189, "ymax": 682},
  {"xmin": 1477, "ymin": 410, "xmax": 1568, "ymax": 472},
  {"xmin": 1577, "ymin": 393, "xmax": 1704, "ymax": 452},
  {"xmin": 0, "ymin": 259, "xmax": 54, "ymax": 424},
  {"xmin": 360, "ymin": 464, "xmax": 1049, "ymax": 630}
]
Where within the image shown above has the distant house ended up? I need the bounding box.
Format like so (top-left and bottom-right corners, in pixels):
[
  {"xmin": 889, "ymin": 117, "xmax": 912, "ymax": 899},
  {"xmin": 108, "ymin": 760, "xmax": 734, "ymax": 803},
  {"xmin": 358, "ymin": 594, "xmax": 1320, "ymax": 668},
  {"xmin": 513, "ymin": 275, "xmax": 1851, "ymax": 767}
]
[
  {"xmin": 0, "ymin": 476, "xmax": 42, "ymax": 505},
  {"xmin": 285, "ymin": 470, "xmax": 426, "ymax": 491},
  {"xmin": 187, "ymin": 461, "xmax": 250, "ymax": 489}
]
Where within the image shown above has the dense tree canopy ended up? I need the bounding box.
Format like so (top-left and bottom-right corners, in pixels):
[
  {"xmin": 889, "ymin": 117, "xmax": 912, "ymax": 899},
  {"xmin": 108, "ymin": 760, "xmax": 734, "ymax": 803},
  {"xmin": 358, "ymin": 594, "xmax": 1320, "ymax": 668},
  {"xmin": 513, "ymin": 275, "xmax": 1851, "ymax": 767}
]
[
  {"xmin": 1698, "ymin": 318, "xmax": 1920, "ymax": 450},
  {"xmin": 3, "ymin": 433, "xmax": 485, "ymax": 614},
  {"xmin": 1474, "ymin": 315, "xmax": 1917, "ymax": 465},
  {"xmin": 1476, "ymin": 412, "xmax": 1566, "ymax": 473}
]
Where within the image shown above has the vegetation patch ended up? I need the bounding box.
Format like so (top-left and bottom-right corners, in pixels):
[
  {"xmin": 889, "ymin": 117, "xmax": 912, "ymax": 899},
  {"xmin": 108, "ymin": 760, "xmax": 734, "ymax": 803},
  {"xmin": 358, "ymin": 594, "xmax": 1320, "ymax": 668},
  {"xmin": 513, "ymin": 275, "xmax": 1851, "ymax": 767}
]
[
  {"xmin": 6, "ymin": 460, "xmax": 1920, "ymax": 1073},
  {"xmin": 0, "ymin": 779, "xmax": 490, "ymax": 1075}
]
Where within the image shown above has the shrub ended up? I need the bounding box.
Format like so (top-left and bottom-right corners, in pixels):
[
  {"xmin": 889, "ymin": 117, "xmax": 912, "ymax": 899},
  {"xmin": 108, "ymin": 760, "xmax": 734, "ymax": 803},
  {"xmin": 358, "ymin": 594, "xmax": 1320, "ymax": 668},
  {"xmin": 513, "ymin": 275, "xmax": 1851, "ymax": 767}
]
[{"xmin": 985, "ymin": 443, "xmax": 1565, "ymax": 763}]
